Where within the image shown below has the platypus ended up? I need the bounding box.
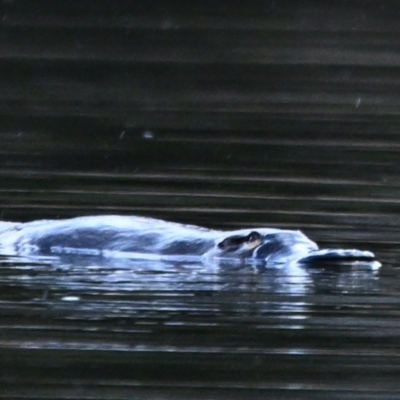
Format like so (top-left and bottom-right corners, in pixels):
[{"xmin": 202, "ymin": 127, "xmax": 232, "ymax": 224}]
[{"xmin": 0, "ymin": 215, "xmax": 379, "ymax": 267}]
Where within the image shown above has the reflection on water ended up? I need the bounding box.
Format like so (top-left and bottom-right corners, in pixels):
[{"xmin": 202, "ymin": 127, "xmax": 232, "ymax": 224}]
[
  {"xmin": 0, "ymin": 254, "xmax": 381, "ymax": 299},
  {"xmin": 0, "ymin": 255, "xmax": 388, "ymax": 384}
]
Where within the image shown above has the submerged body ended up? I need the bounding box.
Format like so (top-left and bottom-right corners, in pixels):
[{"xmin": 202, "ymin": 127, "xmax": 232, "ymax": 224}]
[{"xmin": 0, "ymin": 215, "xmax": 379, "ymax": 267}]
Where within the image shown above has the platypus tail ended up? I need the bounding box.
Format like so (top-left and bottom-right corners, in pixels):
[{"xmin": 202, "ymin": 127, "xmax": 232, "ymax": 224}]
[{"xmin": 298, "ymin": 249, "xmax": 378, "ymax": 265}]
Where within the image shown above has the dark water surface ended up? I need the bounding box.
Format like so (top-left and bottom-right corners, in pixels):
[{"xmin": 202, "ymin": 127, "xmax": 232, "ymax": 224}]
[
  {"xmin": 1, "ymin": 1, "xmax": 400, "ymax": 399},
  {"xmin": 0, "ymin": 254, "xmax": 398, "ymax": 399}
]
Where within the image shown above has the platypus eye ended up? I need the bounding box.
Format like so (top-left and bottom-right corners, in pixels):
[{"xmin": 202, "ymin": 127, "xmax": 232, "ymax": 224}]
[
  {"xmin": 247, "ymin": 231, "xmax": 262, "ymax": 243},
  {"xmin": 217, "ymin": 240, "xmax": 228, "ymax": 249}
]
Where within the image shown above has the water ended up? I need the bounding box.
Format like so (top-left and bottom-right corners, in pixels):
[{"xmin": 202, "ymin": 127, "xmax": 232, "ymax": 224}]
[
  {"xmin": 0, "ymin": 238, "xmax": 397, "ymax": 398},
  {"xmin": 1, "ymin": 155, "xmax": 398, "ymax": 397},
  {"xmin": 2, "ymin": 141, "xmax": 398, "ymax": 400},
  {"xmin": 2, "ymin": 1, "xmax": 400, "ymax": 398}
]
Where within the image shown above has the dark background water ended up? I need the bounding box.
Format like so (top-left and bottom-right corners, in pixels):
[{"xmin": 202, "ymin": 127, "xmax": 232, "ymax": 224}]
[{"xmin": 1, "ymin": 1, "xmax": 400, "ymax": 399}]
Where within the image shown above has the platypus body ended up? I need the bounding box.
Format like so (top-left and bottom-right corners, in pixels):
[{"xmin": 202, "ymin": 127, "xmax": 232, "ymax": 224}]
[{"xmin": 0, "ymin": 215, "xmax": 379, "ymax": 267}]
